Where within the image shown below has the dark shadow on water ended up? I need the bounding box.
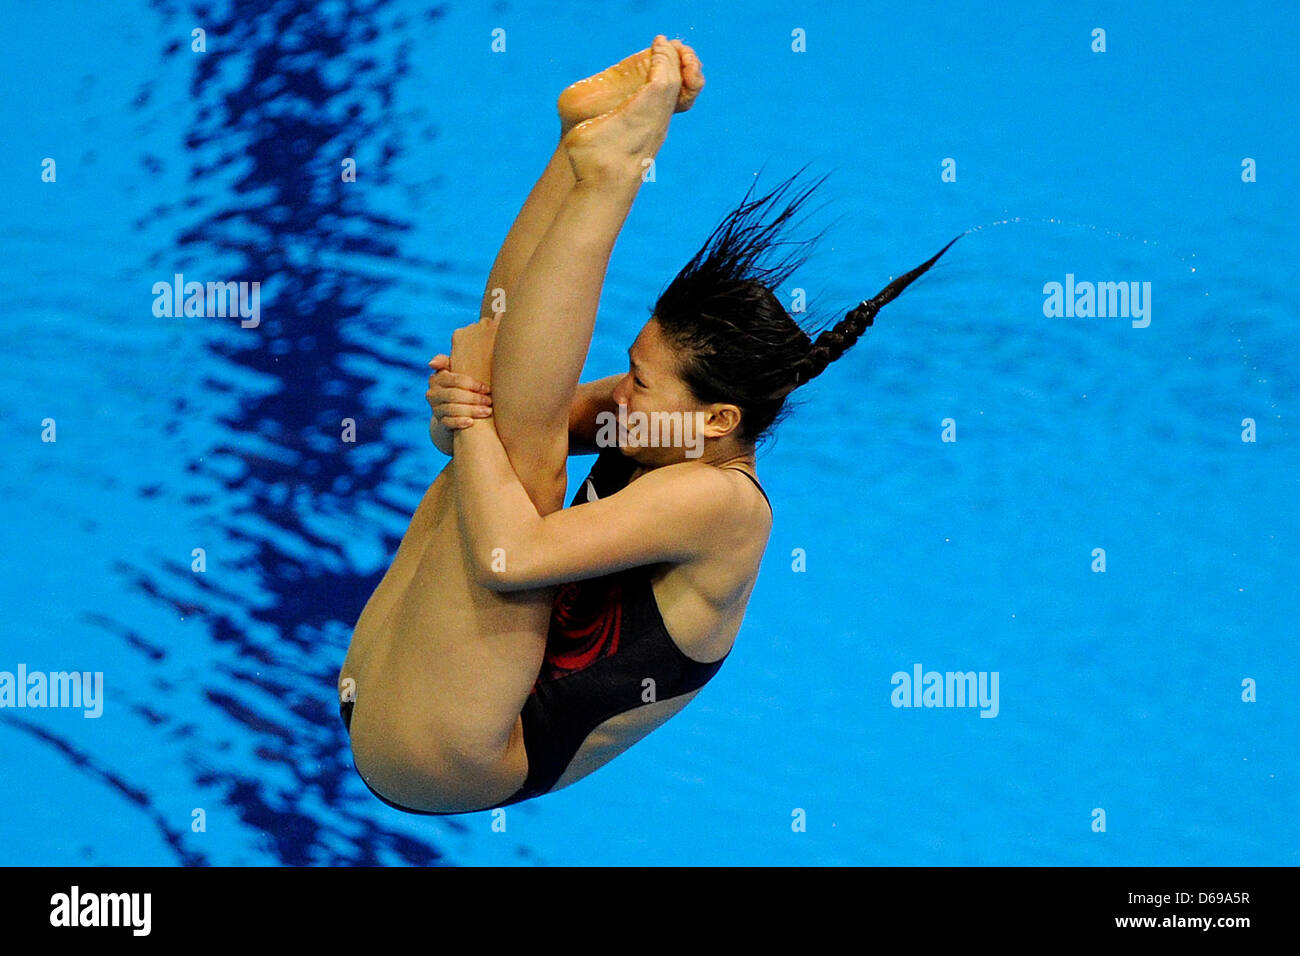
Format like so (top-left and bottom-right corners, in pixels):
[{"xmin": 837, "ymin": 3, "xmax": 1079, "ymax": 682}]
[
  {"xmin": 77, "ymin": 0, "xmax": 498, "ymax": 865},
  {"xmin": 153, "ymin": 0, "xmax": 460, "ymax": 866}
]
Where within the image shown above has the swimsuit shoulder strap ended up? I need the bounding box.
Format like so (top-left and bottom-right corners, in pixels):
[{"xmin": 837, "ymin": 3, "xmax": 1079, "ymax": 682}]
[{"xmin": 720, "ymin": 465, "xmax": 773, "ymax": 515}]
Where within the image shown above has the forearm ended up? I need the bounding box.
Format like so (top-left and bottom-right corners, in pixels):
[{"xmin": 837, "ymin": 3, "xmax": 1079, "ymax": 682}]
[
  {"xmin": 569, "ymin": 374, "xmax": 624, "ymax": 451},
  {"xmin": 435, "ymin": 373, "xmax": 618, "ymax": 459},
  {"xmin": 577, "ymin": 373, "xmax": 623, "ymax": 408},
  {"xmin": 479, "ymin": 144, "xmax": 575, "ymax": 318},
  {"xmin": 451, "ymin": 418, "xmax": 544, "ymax": 585}
]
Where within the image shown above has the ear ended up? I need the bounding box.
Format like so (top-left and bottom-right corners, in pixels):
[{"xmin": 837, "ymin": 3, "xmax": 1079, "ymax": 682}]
[{"xmin": 701, "ymin": 403, "xmax": 744, "ymax": 440}]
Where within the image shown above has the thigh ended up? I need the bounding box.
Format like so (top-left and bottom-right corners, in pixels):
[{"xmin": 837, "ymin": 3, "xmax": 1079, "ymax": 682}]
[
  {"xmin": 346, "ymin": 464, "xmax": 554, "ymax": 809},
  {"xmin": 339, "ymin": 464, "xmax": 451, "ymax": 689}
]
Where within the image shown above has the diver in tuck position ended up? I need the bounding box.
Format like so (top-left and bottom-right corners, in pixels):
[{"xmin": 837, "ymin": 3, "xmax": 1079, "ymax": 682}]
[{"xmin": 338, "ymin": 35, "xmax": 959, "ymax": 813}]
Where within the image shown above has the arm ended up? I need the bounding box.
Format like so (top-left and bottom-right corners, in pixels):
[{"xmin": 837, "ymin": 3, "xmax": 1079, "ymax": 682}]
[
  {"xmin": 428, "ymin": 356, "xmax": 621, "ymax": 458},
  {"xmin": 426, "ymin": 354, "xmax": 492, "ymax": 457},
  {"xmin": 567, "ymin": 373, "xmax": 623, "ymax": 454},
  {"xmin": 452, "ymin": 415, "xmax": 740, "ymax": 591}
]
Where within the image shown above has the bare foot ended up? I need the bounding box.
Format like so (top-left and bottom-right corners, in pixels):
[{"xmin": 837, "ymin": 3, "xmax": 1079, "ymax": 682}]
[
  {"xmin": 558, "ymin": 37, "xmax": 705, "ymax": 136},
  {"xmin": 562, "ymin": 36, "xmax": 683, "ymax": 184}
]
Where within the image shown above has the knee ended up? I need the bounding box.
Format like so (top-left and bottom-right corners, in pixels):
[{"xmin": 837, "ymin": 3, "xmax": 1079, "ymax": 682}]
[
  {"xmin": 437, "ymin": 719, "xmax": 514, "ymax": 780},
  {"xmin": 517, "ymin": 463, "xmax": 567, "ymax": 516},
  {"xmin": 495, "ymin": 435, "xmax": 568, "ymax": 515},
  {"xmin": 533, "ymin": 470, "xmax": 567, "ymax": 516},
  {"xmin": 374, "ymin": 711, "xmax": 508, "ymax": 781},
  {"xmin": 350, "ymin": 722, "xmax": 502, "ymax": 810}
]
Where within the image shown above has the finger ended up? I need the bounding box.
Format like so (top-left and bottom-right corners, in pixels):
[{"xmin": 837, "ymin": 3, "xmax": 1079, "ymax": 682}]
[
  {"xmin": 435, "ymin": 403, "xmax": 493, "ymax": 420},
  {"xmin": 428, "ymin": 379, "xmax": 488, "ymax": 405},
  {"xmin": 432, "ymin": 370, "xmax": 490, "ymax": 394},
  {"xmin": 429, "ymin": 384, "xmax": 492, "ymax": 406},
  {"xmin": 427, "ymin": 387, "xmax": 481, "ymax": 408},
  {"xmin": 428, "ymin": 354, "xmax": 450, "ymax": 369},
  {"xmin": 438, "ymin": 412, "xmax": 488, "ymax": 428}
]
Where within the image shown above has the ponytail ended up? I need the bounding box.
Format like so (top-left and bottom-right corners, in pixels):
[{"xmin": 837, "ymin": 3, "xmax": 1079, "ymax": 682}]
[
  {"xmin": 791, "ymin": 233, "xmax": 963, "ymax": 388},
  {"xmin": 652, "ymin": 166, "xmax": 962, "ymax": 446}
]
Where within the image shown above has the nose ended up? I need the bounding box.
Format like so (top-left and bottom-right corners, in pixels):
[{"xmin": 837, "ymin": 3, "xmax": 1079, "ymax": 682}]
[{"xmin": 611, "ymin": 374, "xmax": 631, "ymax": 405}]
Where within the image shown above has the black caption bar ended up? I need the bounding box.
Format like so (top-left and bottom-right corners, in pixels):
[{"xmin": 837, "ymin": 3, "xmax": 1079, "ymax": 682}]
[{"xmin": 0, "ymin": 866, "xmax": 1284, "ymax": 941}]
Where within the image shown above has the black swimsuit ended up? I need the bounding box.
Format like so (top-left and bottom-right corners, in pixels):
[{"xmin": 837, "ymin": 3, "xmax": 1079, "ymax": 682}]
[{"xmin": 339, "ymin": 448, "xmax": 771, "ymax": 814}]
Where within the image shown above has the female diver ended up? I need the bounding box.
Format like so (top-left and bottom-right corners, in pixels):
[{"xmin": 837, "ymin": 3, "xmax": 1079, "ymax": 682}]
[{"xmin": 337, "ymin": 35, "xmax": 959, "ymax": 814}]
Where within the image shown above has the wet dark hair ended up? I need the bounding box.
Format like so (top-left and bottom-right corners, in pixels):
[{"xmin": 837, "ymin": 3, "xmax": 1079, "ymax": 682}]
[{"xmin": 651, "ymin": 166, "xmax": 962, "ymax": 446}]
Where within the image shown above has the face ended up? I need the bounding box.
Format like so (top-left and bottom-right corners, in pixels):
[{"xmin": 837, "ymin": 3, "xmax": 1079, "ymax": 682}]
[{"xmin": 609, "ymin": 317, "xmax": 739, "ymax": 464}]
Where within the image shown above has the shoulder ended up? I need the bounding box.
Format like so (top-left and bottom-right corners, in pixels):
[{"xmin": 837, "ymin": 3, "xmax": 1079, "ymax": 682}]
[{"xmin": 630, "ymin": 460, "xmax": 770, "ymax": 542}]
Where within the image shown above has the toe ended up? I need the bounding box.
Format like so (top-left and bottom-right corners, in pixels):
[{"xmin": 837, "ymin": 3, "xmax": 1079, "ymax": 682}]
[
  {"xmin": 679, "ymin": 48, "xmax": 703, "ymax": 80},
  {"xmin": 650, "ymin": 35, "xmax": 681, "ymax": 79},
  {"xmin": 680, "ymin": 59, "xmax": 704, "ymax": 92}
]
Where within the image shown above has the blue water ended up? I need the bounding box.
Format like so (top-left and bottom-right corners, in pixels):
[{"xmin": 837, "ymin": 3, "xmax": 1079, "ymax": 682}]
[{"xmin": 1, "ymin": 0, "xmax": 1296, "ymax": 865}]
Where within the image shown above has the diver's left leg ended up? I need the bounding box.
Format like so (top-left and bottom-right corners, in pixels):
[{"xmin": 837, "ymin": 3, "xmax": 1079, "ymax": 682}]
[
  {"xmin": 478, "ymin": 38, "xmax": 703, "ymax": 319},
  {"xmin": 486, "ymin": 36, "xmax": 684, "ymax": 515}
]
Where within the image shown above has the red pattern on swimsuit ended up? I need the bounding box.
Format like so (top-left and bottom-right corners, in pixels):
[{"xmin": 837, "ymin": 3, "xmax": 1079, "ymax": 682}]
[{"xmin": 532, "ymin": 575, "xmax": 625, "ymax": 687}]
